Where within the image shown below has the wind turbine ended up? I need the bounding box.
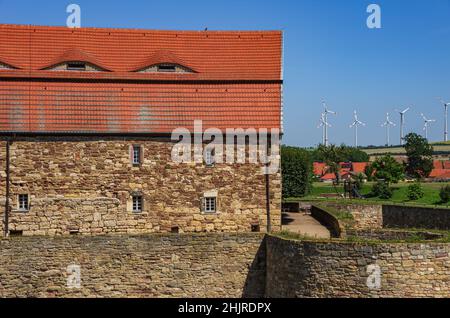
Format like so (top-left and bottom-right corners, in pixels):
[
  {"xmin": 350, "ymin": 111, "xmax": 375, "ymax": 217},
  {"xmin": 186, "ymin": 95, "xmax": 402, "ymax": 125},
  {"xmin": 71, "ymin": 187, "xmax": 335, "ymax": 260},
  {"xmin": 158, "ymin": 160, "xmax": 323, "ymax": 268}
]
[
  {"xmin": 381, "ymin": 113, "xmax": 396, "ymax": 146},
  {"xmin": 321, "ymin": 100, "xmax": 336, "ymax": 146},
  {"xmin": 438, "ymin": 98, "xmax": 450, "ymax": 142},
  {"xmin": 349, "ymin": 110, "xmax": 365, "ymax": 147},
  {"xmin": 395, "ymin": 107, "xmax": 410, "ymax": 145},
  {"xmin": 421, "ymin": 113, "xmax": 436, "ymax": 140},
  {"xmin": 317, "ymin": 112, "xmax": 330, "ymax": 145}
]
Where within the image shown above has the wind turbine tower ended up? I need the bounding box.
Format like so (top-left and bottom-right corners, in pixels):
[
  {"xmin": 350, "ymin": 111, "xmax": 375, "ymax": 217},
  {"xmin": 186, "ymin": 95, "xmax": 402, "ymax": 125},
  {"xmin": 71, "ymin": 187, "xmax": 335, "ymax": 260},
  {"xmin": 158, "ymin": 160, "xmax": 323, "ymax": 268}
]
[
  {"xmin": 381, "ymin": 113, "xmax": 396, "ymax": 146},
  {"xmin": 438, "ymin": 98, "xmax": 450, "ymax": 142},
  {"xmin": 396, "ymin": 107, "xmax": 410, "ymax": 145},
  {"xmin": 421, "ymin": 113, "xmax": 436, "ymax": 140},
  {"xmin": 349, "ymin": 110, "xmax": 365, "ymax": 147},
  {"xmin": 317, "ymin": 112, "xmax": 330, "ymax": 145},
  {"xmin": 321, "ymin": 100, "xmax": 336, "ymax": 146}
]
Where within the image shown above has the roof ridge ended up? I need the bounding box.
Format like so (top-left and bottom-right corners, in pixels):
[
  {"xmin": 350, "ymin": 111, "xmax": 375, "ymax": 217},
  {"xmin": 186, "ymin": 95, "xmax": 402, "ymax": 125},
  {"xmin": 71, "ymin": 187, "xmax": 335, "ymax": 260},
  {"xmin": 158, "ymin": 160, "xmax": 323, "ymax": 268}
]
[{"xmin": 0, "ymin": 23, "xmax": 282, "ymax": 34}]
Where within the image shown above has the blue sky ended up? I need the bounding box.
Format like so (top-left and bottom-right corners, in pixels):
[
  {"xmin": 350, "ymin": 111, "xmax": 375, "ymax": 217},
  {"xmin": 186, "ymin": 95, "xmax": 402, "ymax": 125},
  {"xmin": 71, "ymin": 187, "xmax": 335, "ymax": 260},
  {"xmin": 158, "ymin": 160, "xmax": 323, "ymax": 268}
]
[{"xmin": 1, "ymin": 0, "xmax": 450, "ymax": 147}]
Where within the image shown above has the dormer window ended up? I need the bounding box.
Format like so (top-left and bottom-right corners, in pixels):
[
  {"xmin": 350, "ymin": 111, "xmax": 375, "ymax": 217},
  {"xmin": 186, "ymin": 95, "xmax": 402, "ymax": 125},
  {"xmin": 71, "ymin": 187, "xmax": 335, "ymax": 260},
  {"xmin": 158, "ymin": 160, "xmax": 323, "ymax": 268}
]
[
  {"xmin": 157, "ymin": 64, "xmax": 176, "ymax": 72},
  {"xmin": 67, "ymin": 62, "xmax": 86, "ymax": 71},
  {"xmin": 133, "ymin": 50, "xmax": 196, "ymax": 73},
  {"xmin": 39, "ymin": 48, "xmax": 111, "ymax": 72}
]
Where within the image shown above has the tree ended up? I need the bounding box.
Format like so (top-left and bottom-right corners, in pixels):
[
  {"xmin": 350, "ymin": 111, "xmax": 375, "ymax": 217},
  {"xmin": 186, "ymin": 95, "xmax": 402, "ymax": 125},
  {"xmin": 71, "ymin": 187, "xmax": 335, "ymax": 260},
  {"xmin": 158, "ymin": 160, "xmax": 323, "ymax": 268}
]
[
  {"xmin": 340, "ymin": 145, "xmax": 370, "ymax": 162},
  {"xmin": 404, "ymin": 133, "xmax": 434, "ymax": 178},
  {"xmin": 315, "ymin": 144, "xmax": 344, "ymax": 183},
  {"xmin": 371, "ymin": 155, "xmax": 404, "ymax": 184},
  {"xmin": 364, "ymin": 164, "xmax": 375, "ymax": 181},
  {"xmin": 281, "ymin": 146, "xmax": 313, "ymax": 198},
  {"xmin": 311, "ymin": 144, "xmax": 368, "ymax": 162}
]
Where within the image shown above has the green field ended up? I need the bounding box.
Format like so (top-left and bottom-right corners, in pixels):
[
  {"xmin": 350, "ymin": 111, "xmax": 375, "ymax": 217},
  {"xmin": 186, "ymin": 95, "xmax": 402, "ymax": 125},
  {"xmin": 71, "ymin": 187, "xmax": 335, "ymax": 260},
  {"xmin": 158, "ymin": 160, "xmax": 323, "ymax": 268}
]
[{"xmin": 291, "ymin": 181, "xmax": 450, "ymax": 207}]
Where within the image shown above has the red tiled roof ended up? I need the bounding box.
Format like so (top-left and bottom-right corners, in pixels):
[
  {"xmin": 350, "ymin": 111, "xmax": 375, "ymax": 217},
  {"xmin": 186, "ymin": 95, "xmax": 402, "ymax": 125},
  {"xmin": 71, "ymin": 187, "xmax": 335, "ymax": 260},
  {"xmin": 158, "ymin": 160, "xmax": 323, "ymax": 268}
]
[
  {"xmin": 436, "ymin": 171, "xmax": 450, "ymax": 180},
  {"xmin": 352, "ymin": 162, "xmax": 368, "ymax": 173},
  {"xmin": 444, "ymin": 161, "xmax": 450, "ymax": 169},
  {"xmin": 433, "ymin": 160, "xmax": 444, "ymax": 169},
  {"xmin": 0, "ymin": 81, "xmax": 281, "ymax": 133},
  {"xmin": 313, "ymin": 162, "xmax": 327, "ymax": 176},
  {"xmin": 0, "ymin": 24, "xmax": 282, "ymax": 134},
  {"xmin": 321, "ymin": 173, "xmax": 336, "ymax": 181},
  {"xmin": 0, "ymin": 24, "xmax": 282, "ymax": 80},
  {"xmin": 429, "ymin": 169, "xmax": 448, "ymax": 178}
]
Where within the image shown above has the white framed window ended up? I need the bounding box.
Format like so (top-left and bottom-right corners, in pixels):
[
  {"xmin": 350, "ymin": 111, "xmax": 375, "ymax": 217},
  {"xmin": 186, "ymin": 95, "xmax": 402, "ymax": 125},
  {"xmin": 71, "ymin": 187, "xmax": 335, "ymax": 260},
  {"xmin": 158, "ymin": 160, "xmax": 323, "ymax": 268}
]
[
  {"xmin": 203, "ymin": 196, "xmax": 217, "ymax": 213},
  {"xmin": 132, "ymin": 145, "xmax": 141, "ymax": 165},
  {"xmin": 204, "ymin": 148, "xmax": 215, "ymax": 167},
  {"xmin": 18, "ymin": 194, "xmax": 29, "ymax": 211},
  {"xmin": 132, "ymin": 195, "xmax": 143, "ymax": 213}
]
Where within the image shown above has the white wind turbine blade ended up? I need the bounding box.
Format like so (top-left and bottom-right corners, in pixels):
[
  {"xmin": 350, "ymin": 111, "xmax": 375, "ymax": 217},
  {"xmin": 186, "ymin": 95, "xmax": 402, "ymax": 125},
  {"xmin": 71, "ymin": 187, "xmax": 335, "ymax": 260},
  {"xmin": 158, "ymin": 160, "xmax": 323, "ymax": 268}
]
[
  {"xmin": 437, "ymin": 97, "xmax": 449, "ymax": 106},
  {"xmin": 326, "ymin": 108, "xmax": 336, "ymax": 115},
  {"xmin": 402, "ymin": 107, "xmax": 410, "ymax": 114},
  {"xmin": 421, "ymin": 113, "xmax": 428, "ymax": 121}
]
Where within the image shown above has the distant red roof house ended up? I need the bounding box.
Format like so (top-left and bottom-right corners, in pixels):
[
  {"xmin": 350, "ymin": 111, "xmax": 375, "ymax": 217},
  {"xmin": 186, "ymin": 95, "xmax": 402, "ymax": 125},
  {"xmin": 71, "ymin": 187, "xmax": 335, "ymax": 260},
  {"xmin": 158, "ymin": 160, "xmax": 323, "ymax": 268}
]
[
  {"xmin": 444, "ymin": 161, "xmax": 450, "ymax": 170},
  {"xmin": 429, "ymin": 169, "xmax": 447, "ymax": 178},
  {"xmin": 433, "ymin": 160, "xmax": 444, "ymax": 169},
  {"xmin": 435, "ymin": 170, "xmax": 450, "ymax": 180},
  {"xmin": 313, "ymin": 162, "xmax": 327, "ymax": 176},
  {"xmin": 351, "ymin": 162, "xmax": 368, "ymax": 174},
  {"xmin": 320, "ymin": 173, "xmax": 336, "ymax": 182},
  {"xmin": 0, "ymin": 24, "xmax": 282, "ymax": 133}
]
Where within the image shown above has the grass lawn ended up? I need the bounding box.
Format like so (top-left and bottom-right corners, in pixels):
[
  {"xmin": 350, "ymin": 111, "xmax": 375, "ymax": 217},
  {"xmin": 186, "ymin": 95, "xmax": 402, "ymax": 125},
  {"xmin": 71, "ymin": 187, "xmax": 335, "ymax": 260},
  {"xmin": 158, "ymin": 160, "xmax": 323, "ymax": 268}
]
[{"xmin": 290, "ymin": 181, "xmax": 450, "ymax": 208}]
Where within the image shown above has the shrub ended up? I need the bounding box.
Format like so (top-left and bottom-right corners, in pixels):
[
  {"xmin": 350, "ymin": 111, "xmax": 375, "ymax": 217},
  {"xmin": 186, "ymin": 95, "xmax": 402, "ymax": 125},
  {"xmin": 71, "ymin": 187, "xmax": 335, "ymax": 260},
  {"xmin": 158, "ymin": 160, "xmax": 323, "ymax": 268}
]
[
  {"xmin": 354, "ymin": 173, "xmax": 365, "ymax": 190},
  {"xmin": 439, "ymin": 185, "xmax": 450, "ymax": 203},
  {"xmin": 406, "ymin": 182, "xmax": 424, "ymax": 201},
  {"xmin": 364, "ymin": 164, "xmax": 375, "ymax": 182},
  {"xmin": 371, "ymin": 181, "xmax": 393, "ymax": 199},
  {"xmin": 371, "ymin": 155, "xmax": 404, "ymax": 184},
  {"xmin": 281, "ymin": 146, "xmax": 313, "ymax": 198}
]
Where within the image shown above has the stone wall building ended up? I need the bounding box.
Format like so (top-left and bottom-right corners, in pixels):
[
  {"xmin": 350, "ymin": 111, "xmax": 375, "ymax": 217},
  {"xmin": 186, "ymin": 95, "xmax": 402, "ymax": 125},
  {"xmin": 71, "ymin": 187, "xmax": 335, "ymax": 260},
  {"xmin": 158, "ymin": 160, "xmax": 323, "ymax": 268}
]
[{"xmin": 0, "ymin": 24, "xmax": 283, "ymax": 236}]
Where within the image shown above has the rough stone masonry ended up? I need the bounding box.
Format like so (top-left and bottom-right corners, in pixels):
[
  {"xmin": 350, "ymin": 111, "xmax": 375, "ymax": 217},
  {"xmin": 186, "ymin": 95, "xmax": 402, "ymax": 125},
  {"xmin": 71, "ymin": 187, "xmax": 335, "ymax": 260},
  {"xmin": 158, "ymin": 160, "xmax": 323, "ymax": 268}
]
[{"xmin": 0, "ymin": 136, "xmax": 281, "ymax": 236}]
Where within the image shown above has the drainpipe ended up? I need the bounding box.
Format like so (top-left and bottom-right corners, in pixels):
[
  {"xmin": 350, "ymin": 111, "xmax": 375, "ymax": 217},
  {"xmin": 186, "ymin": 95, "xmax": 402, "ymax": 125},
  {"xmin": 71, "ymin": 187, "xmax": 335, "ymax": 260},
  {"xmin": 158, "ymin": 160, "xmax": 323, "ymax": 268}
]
[
  {"xmin": 265, "ymin": 165, "xmax": 271, "ymax": 233},
  {"xmin": 4, "ymin": 138, "xmax": 10, "ymax": 237}
]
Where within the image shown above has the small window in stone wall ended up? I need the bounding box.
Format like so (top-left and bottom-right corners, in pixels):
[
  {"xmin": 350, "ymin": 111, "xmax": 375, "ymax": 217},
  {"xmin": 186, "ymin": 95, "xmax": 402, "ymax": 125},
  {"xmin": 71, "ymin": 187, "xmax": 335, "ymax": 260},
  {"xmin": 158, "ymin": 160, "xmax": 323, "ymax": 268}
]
[
  {"xmin": 132, "ymin": 195, "xmax": 143, "ymax": 213},
  {"xmin": 202, "ymin": 196, "xmax": 217, "ymax": 213},
  {"xmin": 131, "ymin": 145, "xmax": 142, "ymax": 165},
  {"xmin": 18, "ymin": 194, "xmax": 29, "ymax": 211}
]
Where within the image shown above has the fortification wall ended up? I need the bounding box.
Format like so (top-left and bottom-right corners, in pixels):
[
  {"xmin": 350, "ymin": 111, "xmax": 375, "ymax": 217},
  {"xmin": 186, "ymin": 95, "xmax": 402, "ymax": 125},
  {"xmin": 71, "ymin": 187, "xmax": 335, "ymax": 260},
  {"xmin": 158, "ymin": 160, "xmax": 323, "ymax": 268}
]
[
  {"xmin": 0, "ymin": 233, "xmax": 266, "ymax": 298},
  {"xmin": 266, "ymin": 235, "xmax": 450, "ymax": 298}
]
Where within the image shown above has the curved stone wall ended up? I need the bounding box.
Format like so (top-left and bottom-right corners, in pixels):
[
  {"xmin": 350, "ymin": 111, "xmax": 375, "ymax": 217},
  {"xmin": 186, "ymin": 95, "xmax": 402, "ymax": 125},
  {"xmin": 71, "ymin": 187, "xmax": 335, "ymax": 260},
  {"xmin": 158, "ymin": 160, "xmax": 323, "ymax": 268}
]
[{"xmin": 266, "ymin": 236, "xmax": 450, "ymax": 298}]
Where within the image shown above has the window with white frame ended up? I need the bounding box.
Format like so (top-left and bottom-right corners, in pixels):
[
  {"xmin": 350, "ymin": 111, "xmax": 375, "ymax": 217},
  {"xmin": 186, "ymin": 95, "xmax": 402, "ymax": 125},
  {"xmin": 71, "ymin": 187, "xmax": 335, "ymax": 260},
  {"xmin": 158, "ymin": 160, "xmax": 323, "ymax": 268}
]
[
  {"xmin": 132, "ymin": 195, "xmax": 143, "ymax": 213},
  {"xmin": 204, "ymin": 148, "xmax": 215, "ymax": 166},
  {"xmin": 203, "ymin": 196, "xmax": 217, "ymax": 213},
  {"xmin": 18, "ymin": 194, "xmax": 29, "ymax": 211},
  {"xmin": 132, "ymin": 145, "xmax": 141, "ymax": 165}
]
